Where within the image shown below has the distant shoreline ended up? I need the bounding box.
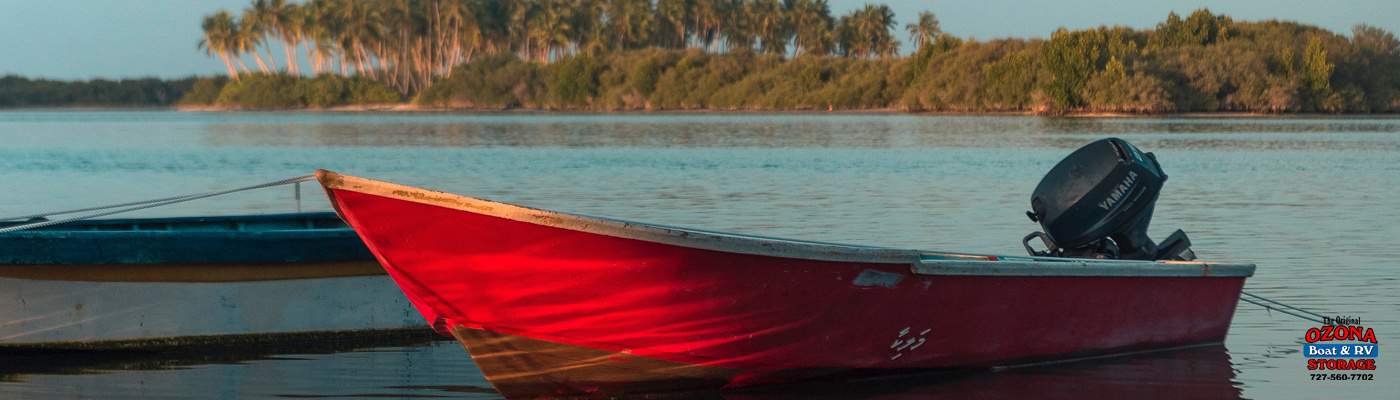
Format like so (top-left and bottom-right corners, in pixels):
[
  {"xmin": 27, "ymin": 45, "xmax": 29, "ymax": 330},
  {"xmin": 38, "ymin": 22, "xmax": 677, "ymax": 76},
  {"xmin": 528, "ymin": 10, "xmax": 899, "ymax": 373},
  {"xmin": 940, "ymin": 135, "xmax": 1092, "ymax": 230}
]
[{"xmin": 0, "ymin": 104, "xmax": 1379, "ymax": 118}]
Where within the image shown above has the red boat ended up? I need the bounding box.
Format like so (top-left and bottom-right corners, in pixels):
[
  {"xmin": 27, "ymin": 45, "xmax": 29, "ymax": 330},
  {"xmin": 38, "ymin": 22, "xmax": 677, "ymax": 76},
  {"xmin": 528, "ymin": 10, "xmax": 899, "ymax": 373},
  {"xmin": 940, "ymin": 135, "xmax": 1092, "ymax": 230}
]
[{"xmin": 315, "ymin": 169, "xmax": 1253, "ymax": 397}]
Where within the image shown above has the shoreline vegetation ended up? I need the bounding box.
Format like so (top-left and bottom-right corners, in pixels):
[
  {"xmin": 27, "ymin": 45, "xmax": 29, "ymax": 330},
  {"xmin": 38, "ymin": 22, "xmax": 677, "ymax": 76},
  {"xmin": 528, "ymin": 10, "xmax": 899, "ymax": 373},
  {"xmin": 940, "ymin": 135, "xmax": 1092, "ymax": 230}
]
[{"xmin": 3, "ymin": 2, "xmax": 1399, "ymax": 115}]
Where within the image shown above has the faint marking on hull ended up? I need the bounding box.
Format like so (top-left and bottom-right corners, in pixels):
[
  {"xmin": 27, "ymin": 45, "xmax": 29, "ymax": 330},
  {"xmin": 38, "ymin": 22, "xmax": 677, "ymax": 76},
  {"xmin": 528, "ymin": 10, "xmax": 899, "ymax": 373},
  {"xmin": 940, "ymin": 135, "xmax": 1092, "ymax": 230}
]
[{"xmin": 852, "ymin": 269, "xmax": 904, "ymax": 288}]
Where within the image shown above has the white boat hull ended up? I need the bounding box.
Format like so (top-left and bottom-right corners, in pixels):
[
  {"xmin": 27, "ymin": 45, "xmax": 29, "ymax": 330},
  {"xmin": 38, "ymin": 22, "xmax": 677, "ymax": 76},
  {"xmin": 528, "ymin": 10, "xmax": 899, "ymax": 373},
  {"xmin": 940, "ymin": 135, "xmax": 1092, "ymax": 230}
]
[{"xmin": 0, "ymin": 275, "xmax": 423, "ymax": 347}]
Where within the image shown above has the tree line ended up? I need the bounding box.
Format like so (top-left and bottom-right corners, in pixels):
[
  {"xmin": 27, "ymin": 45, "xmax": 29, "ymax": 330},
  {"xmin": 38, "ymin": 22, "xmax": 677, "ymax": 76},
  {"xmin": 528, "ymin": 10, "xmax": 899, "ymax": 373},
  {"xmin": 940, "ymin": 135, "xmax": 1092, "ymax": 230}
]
[
  {"xmin": 186, "ymin": 2, "xmax": 1399, "ymax": 113},
  {"xmin": 414, "ymin": 9, "xmax": 1400, "ymax": 113},
  {"xmin": 5, "ymin": 5, "xmax": 1396, "ymax": 113},
  {"xmin": 198, "ymin": 0, "xmax": 931, "ymax": 94},
  {"xmin": 0, "ymin": 76, "xmax": 197, "ymax": 108}
]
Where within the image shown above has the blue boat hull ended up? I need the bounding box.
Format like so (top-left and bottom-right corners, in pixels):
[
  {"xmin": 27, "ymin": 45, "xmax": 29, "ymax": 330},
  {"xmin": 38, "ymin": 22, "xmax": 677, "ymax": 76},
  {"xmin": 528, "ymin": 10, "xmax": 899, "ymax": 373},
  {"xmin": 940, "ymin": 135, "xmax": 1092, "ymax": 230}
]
[
  {"xmin": 0, "ymin": 213, "xmax": 423, "ymax": 347},
  {"xmin": 0, "ymin": 212, "xmax": 370, "ymax": 265}
]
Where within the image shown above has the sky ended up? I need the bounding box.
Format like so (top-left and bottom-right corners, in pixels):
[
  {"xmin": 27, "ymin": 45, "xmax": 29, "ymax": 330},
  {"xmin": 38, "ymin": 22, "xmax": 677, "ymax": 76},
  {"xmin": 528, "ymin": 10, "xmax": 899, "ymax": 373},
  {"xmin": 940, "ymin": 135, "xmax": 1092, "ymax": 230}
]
[{"xmin": 1, "ymin": 0, "xmax": 1397, "ymax": 80}]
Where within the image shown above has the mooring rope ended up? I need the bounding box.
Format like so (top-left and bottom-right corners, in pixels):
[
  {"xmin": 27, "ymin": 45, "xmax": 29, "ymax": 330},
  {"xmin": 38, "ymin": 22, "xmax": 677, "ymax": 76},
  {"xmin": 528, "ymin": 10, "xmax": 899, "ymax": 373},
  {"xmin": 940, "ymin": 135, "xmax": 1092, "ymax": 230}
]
[
  {"xmin": 0, "ymin": 193, "xmax": 213, "ymax": 222},
  {"xmin": 0, "ymin": 175, "xmax": 315, "ymax": 234},
  {"xmin": 1239, "ymin": 290, "xmax": 1329, "ymax": 324}
]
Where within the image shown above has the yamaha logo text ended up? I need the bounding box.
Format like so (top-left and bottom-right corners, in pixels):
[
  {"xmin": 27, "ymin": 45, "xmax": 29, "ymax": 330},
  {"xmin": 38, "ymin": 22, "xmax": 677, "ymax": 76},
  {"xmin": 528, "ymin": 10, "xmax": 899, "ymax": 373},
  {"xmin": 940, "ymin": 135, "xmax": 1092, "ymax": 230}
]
[{"xmin": 1097, "ymin": 171, "xmax": 1138, "ymax": 210}]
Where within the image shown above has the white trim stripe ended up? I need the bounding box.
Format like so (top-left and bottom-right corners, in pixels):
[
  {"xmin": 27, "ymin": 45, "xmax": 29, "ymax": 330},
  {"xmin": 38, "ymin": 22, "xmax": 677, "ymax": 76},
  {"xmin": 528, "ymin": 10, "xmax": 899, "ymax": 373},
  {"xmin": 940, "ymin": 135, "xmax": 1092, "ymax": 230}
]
[{"xmin": 913, "ymin": 259, "xmax": 1255, "ymax": 277}]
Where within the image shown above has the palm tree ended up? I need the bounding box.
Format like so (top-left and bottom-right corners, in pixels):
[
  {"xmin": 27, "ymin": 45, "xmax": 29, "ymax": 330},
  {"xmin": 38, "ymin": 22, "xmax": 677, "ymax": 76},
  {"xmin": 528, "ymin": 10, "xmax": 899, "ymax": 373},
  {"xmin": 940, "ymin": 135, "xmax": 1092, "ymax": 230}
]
[
  {"xmin": 439, "ymin": 0, "xmax": 472, "ymax": 73},
  {"xmin": 721, "ymin": 1, "xmax": 755, "ymax": 52},
  {"xmin": 198, "ymin": 11, "xmax": 242, "ymax": 79},
  {"xmin": 655, "ymin": 0, "xmax": 692, "ymax": 49},
  {"xmin": 266, "ymin": 0, "xmax": 304, "ymax": 74},
  {"xmin": 906, "ymin": 11, "xmax": 940, "ymax": 51},
  {"xmin": 239, "ymin": 0, "xmax": 277, "ymax": 73},
  {"xmin": 302, "ymin": 0, "xmax": 340, "ymax": 75},
  {"xmin": 478, "ymin": 0, "xmax": 512, "ymax": 55},
  {"xmin": 603, "ymin": 0, "xmax": 656, "ymax": 51},
  {"xmin": 750, "ymin": 0, "xmax": 791, "ymax": 54},
  {"xmin": 868, "ymin": 5, "xmax": 900, "ymax": 57},
  {"xmin": 837, "ymin": 4, "xmax": 898, "ymax": 58},
  {"xmin": 692, "ymin": 0, "xmax": 729, "ymax": 51},
  {"xmin": 234, "ymin": 14, "xmax": 272, "ymax": 73},
  {"xmin": 533, "ymin": 0, "xmax": 576, "ymax": 61},
  {"xmin": 509, "ymin": 0, "xmax": 542, "ymax": 60},
  {"xmin": 786, "ymin": 0, "xmax": 833, "ymax": 56},
  {"xmin": 375, "ymin": 0, "xmax": 411, "ymax": 87},
  {"xmin": 568, "ymin": 0, "xmax": 605, "ymax": 54},
  {"xmin": 335, "ymin": 0, "xmax": 381, "ymax": 76}
]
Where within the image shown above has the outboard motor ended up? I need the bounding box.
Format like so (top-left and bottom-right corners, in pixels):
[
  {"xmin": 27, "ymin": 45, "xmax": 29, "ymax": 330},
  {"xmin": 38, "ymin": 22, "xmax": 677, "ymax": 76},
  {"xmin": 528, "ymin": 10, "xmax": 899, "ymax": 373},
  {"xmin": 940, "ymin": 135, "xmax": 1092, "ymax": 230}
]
[{"xmin": 1023, "ymin": 138, "xmax": 1195, "ymax": 261}]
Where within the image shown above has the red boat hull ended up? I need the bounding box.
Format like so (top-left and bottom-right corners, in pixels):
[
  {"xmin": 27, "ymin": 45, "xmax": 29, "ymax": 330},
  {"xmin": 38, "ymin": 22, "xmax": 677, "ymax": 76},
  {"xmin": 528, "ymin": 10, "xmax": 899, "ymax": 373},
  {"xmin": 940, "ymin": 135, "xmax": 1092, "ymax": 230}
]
[{"xmin": 318, "ymin": 171, "xmax": 1250, "ymax": 397}]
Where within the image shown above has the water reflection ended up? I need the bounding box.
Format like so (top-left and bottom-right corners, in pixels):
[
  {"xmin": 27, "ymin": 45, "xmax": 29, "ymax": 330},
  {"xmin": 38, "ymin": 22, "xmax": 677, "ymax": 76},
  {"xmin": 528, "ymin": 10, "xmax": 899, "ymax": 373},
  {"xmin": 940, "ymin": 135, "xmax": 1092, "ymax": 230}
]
[
  {"xmin": 0, "ymin": 338, "xmax": 497, "ymax": 400},
  {"xmin": 0, "ymin": 331, "xmax": 440, "ymax": 381},
  {"xmin": 181, "ymin": 113, "xmax": 1400, "ymax": 151},
  {"xmin": 1, "ymin": 342, "xmax": 1242, "ymax": 399},
  {"xmin": 726, "ymin": 345, "xmax": 1240, "ymax": 400}
]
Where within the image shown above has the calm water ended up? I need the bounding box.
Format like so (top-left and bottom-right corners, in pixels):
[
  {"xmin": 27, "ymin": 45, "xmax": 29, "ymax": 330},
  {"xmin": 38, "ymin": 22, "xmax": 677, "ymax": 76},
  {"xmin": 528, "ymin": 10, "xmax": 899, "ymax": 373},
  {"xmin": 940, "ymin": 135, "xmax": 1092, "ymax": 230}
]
[{"xmin": 0, "ymin": 111, "xmax": 1397, "ymax": 398}]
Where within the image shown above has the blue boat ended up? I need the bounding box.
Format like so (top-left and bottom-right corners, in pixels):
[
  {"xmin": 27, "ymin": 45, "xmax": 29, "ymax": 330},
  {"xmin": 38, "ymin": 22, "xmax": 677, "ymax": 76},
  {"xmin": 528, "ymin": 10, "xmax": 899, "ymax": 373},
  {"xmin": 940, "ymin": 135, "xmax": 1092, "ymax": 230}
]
[{"xmin": 0, "ymin": 212, "xmax": 423, "ymax": 349}]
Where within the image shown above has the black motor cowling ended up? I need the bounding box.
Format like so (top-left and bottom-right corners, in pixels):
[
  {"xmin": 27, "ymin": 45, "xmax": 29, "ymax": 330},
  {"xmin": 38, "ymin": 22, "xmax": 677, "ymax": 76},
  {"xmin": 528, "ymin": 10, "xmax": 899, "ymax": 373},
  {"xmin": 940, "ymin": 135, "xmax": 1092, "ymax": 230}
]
[{"xmin": 1023, "ymin": 138, "xmax": 1194, "ymax": 261}]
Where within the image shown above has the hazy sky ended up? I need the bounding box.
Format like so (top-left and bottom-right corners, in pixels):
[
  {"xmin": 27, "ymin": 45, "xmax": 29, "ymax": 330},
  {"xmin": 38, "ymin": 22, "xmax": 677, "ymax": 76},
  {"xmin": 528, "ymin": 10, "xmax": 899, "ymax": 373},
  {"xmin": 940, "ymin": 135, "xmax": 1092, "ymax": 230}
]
[{"xmin": 1, "ymin": 0, "xmax": 1396, "ymax": 79}]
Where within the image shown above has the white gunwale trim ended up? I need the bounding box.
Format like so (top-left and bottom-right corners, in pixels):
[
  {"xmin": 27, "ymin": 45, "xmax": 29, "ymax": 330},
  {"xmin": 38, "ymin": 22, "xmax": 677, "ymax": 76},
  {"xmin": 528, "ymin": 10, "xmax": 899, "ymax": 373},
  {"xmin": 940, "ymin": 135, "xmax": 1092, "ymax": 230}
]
[
  {"xmin": 913, "ymin": 259, "xmax": 1255, "ymax": 278},
  {"xmin": 316, "ymin": 170, "xmax": 1258, "ymax": 276}
]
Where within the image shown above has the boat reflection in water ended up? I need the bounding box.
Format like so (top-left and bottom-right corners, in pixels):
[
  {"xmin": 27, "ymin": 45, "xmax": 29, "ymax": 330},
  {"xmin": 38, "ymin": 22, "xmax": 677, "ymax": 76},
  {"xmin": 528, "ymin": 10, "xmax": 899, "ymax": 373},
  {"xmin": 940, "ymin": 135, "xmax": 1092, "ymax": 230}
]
[
  {"xmin": 720, "ymin": 345, "xmax": 1241, "ymax": 400},
  {"xmin": 0, "ymin": 331, "xmax": 443, "ymax": 380},
  {"xmin": 539, "ymin": 345, "xmax": 1243, "ymax": 399},
  {"xmin": 0, "ymin": 342, "xmax": 1241, "ymax": 399}
]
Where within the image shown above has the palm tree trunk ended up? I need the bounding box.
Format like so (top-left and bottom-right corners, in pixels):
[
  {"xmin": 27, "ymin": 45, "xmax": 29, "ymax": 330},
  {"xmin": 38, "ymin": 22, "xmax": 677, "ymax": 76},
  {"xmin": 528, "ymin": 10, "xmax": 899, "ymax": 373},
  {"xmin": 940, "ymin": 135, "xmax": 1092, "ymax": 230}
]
[
  {"xmin": 306, "ymin": 44, "xmax": 321, "ymax": 75},
  {"xmin": 236, "ymin": 57, "xmax": 253, "ymax": 74},
  {"xmin": 447, "ymin": 38, "xmax": 461, "ymax": 75},
  {"xmin": 251, "ymin": 52, "xmax": 271, "ymax": 74},
  {"xmin": 283, "ymin": 40, "xmax": 299, "ymax": 75},
  {"xmin": 262, "ymin": 45, "xmax": 281, "ymax": 72},
  {"xmin": 354, "ymin": 46, "xmax": 369, "ymax": 76},
  {"xmin": 219, "ymin": 52, "xmax": 240, "ymax": 80}
]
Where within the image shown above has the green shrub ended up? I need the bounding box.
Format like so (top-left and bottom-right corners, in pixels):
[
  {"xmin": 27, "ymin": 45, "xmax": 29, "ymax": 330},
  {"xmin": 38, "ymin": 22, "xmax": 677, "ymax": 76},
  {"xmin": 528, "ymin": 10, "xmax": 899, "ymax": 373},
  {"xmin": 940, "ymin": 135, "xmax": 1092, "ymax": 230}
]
[
  {"xmin": 345, "ymin": 78, "xmax": 402, "ymax": 104},
  {"xmin": 296, "ymin": 75, "xmax": 347, "ymax": 107},
  {"xmin": 214, "ymin": 74, "xmax": 303, "ymax": 109},
  {"xmin": 296, "ymin": 75, "xmax": 402, "ymax": 107},
  {"xmin": 202, "ymin": 74, "xmax": 400, "ymax": 109},
  {"xmin": 416, "ymin": 54, "xmax": 540, "ymax": 109},
  {"xmin": 627, "ymin": 50, "xmax": 678, "ymax": 97},
  {"xmin": 178, "ymin": 77, "xmax": 228, "ymax": 105},
  {"xmin": 648, "ymin": 50, "xmax": 711, "ymax": 109},
  {"xmin": 546, "ymin": 54, "xmax": 602, "ymax": 108}
]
